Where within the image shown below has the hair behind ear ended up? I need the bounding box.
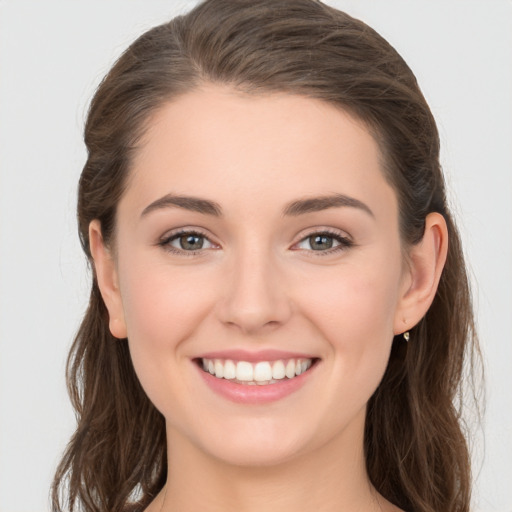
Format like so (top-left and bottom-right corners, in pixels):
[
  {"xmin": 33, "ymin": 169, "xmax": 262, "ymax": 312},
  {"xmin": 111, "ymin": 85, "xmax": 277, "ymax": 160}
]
[
  {"xmin": 365, "ymin": 209, "xmax": 479, "ymax": 512},
  {"xmin": 51, "ymin": 281, "xmax": 167, "ymax": 512}
]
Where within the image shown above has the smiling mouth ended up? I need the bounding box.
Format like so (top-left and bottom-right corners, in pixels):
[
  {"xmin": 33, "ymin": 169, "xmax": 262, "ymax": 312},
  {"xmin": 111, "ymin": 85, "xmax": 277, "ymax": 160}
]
[{"xmin": 196, "ymin": 357, "xmax": 318, "ymax": 385}]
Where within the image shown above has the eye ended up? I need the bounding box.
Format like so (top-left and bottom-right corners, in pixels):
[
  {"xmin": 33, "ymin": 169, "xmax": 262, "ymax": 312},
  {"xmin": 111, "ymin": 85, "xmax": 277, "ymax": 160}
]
[
  {"xmin": 159, "ymin": 229, "xmax": 217, "ymax": 255},
  {"xmin": 294, "ymin": 230, "xmax": 353, "ymax": 255}
]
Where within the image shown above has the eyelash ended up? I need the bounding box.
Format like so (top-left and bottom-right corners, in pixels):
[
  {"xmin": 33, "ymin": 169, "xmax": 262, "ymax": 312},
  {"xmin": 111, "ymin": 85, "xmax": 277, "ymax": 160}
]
[
  {"xmin": 158, "ymin": 228, "xmax": 354, "ymax": 257},
  {"xmin": 294, "ymin": 229, "xmax": 354, "ymax": 256},
  {"xmin": 158, "ymin": 229, "xmax": 216, "ymax": 257}
]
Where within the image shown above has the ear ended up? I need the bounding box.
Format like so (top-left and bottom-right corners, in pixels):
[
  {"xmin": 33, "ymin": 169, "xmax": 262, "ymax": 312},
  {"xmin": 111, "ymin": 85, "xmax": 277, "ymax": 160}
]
[
  {"xmin": 89, "ymin": 220, "xmax": 127, "ymax": 339},
  {"xmin": 394, "ymin": 212, "xmax": 449, "ymax": 335}
]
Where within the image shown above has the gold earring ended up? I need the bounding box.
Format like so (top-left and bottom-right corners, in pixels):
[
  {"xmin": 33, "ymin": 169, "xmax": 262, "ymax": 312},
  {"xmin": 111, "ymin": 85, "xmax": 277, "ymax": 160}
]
[{"xmin": 403, "ymin": 331, "xmax": 410, "ymax": 342}]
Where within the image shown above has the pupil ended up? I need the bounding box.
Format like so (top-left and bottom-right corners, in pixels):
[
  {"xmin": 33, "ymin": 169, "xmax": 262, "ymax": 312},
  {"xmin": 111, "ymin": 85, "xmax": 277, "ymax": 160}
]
[
  {"xmin": 181, "ymin": 234, "xmax": 203, "ymax": 250},
  {"xmin": 311, "ymin": 235, "xmax": 333, "ymax": 250}
]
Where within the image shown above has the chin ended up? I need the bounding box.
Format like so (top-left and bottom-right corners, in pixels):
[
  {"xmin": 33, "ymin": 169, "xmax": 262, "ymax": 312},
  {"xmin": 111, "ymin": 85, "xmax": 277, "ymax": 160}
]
[
  {"xmin": 208, "ymin": 437, "xmax": 306, "ymax": 468},
  {"xmin": 184, "ymin": 416, "xmax": 314, "ymax": 468}
]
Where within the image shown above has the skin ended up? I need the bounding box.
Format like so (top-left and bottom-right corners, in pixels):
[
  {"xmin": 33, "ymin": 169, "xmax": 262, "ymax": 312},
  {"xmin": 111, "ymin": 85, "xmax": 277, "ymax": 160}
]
[{"xmin": 90, "ymin": 85, "xmax": 448, "ymax": 512}]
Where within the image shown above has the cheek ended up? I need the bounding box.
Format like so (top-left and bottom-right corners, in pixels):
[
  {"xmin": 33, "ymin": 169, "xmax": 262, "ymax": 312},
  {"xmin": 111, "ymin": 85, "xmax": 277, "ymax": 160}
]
[
  {"xmin": 297, "ymin": 267, "xmax": 401, "ymax": 430},
  {"xmin": 115, "ymin": 256, "xmax": 217, "ymax": 404},
  {"xmin": 116, "ymin": 268, "xmax": 220, "ymax": 434},
  {"xmin": 299, "ymin": 258, "xmax": 402, "ymax": 385},
  {"xmin": 119, "ymin": 259, "xmax": 214, "ymax": 346},
  {"xmin": 305, "ymin": 263, "xmax": 401, "ymax": 339}
]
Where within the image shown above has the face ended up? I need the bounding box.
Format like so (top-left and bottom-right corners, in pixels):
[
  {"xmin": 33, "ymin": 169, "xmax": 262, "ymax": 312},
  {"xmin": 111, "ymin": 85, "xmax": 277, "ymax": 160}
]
[{"xmin": 94, "ymin": 85, "xmax": 415, "ymax": 467}]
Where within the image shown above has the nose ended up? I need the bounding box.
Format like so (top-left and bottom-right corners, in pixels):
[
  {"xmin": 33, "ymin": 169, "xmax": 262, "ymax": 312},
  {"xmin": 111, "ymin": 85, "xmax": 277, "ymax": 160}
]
[{"xmin": 216, "ymin": 244, "xmax": 293, "ymax": 335}]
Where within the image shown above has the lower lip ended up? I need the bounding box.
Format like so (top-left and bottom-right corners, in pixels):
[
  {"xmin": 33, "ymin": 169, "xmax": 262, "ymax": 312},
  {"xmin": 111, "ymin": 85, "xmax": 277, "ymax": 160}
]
[{"xmin": 195, "ymin": 362, "xmax": 317, "ymax": 404}]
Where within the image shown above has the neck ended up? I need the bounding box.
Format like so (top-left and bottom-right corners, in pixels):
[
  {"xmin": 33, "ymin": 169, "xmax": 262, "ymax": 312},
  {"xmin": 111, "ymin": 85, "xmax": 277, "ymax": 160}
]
[{"xmin": 153, "ymin": 417, "xmax": 393, "ymax": 512}]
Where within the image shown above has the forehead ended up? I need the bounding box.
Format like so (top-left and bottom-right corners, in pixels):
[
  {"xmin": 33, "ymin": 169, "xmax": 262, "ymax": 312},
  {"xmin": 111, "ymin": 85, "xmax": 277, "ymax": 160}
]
[{"xmin": 124, "ymin": 84, "xmax": 397, "ymax": 220}]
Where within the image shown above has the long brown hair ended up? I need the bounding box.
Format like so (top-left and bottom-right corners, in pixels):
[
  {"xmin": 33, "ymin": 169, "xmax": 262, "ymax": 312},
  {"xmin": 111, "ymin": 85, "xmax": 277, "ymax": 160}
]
[{"xmin": 52, "ymin": 1, "xmax": 481, "ymax": 511}]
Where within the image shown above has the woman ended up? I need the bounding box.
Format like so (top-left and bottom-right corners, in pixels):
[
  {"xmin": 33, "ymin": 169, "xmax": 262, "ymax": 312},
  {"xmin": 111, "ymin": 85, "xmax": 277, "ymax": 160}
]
[{"xmin": 52, "ymin": 1, "xmax": 480, "ymax": 511}]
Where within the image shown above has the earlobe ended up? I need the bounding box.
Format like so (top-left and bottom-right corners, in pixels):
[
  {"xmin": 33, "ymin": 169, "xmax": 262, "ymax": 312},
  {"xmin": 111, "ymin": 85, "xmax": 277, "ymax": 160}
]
[
  {"xmin": 89, "ymin": 220, "xmax": 127, "ymax": 339},
  {"xmin": 394, "ymin": 212, "xmax": 449, "ymax": 335}
]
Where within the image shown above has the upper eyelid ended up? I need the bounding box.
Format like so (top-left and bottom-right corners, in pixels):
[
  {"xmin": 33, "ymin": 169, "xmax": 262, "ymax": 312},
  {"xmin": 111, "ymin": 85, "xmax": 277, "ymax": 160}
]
[
  {"xmin": 160, "ymin": 227, "xmax": 213, "ymax": 242},
  {"xmin": 294, "ymin": 227, "xmax": 352, "ymax": 244}
]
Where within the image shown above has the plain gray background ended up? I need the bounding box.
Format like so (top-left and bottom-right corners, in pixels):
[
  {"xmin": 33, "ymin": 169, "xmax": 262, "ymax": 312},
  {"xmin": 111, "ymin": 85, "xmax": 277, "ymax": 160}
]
[{"xmin": 0, "ymin": 1, "xmax": 511, "ymax": 511}]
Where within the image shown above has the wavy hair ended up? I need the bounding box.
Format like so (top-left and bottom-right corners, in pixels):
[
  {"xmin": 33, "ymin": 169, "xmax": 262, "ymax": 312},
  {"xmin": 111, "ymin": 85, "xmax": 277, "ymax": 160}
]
[{"xmin": 52, "ymin": 1, "xmax": 481, "ymax": 511}]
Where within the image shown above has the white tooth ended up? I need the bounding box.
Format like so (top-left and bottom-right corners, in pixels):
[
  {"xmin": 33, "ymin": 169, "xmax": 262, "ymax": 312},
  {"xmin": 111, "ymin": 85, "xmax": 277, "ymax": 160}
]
[
  {"xmin": 254, "ymin": 361, "xmax": 272, "ymax": 381},
  {"xmin": 208, "ymin": 360, "xmax": 215, "ymax": 374},
  {"xmin": 285, "ymin": 360, "xmax": 296, "ymax": 379},
  {"xmin": 202, "ymin": 359, "xmax": 208, "ymax": 371},
  {"xmin": 224, "ymin": 360, "xmax": 236, "ymax": 379},
  {"xmin": 301, "ymin": 360, "xmax": 308, "ymax": 373},
  {"xmin": 272, "ymin": 360, "xmax": 286, "ymax": 380},
  {"xmin": 295, "ymin": 360, "xmax": 302, "ymax": 376},
  {"xmin": 214, "ymin": 359, "xmax": 224, "ymax": 378},
  {"xmin": 236, "ymin": 361, "xmax": 253, "ymax": 381}
]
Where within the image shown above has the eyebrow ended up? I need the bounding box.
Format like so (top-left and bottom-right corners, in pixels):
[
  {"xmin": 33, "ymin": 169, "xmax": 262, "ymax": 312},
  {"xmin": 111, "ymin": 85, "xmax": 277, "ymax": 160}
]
[
  {"xmin": 283, "ymin": 193, "xmax": 374, "ymax": 217},
  {"xmin": 140, "ymin": 192, "xmax": 374, "ymax": 219}
]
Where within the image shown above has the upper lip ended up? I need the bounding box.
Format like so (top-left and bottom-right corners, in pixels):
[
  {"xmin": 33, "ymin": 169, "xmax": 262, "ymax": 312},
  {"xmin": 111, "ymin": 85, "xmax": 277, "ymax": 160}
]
[{"xmin": 195, "ymin": 349, "xmax": 319, "ymax": 362}]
